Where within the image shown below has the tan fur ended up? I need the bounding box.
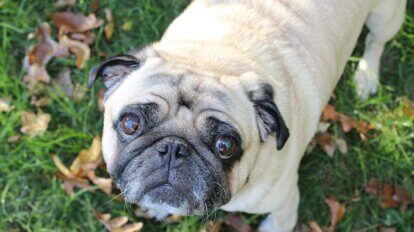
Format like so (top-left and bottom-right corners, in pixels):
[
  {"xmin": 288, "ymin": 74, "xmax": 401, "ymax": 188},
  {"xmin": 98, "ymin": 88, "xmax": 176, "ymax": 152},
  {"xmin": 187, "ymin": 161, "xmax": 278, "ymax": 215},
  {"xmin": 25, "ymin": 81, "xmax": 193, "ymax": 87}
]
[{"xmin": 102, "ymin": 0, "xmax": 406, "ymax": 231}]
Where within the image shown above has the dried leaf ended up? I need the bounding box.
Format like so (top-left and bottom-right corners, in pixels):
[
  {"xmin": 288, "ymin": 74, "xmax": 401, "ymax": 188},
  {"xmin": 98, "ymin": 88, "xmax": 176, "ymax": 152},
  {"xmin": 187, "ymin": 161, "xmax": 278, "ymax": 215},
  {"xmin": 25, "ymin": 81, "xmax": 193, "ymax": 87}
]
[
  {"xmin": 308, "ymin": 221, "xmax": 323, "ymax": 232},
  {"xmin": 31, "ymin": 96, "xmax": 50, "ymax": 107},
  {"xmin": 162, "ymin": 214, "xmax": 182, "ymax": 224},
  {"xmin": 325, "ymin": 197, "xmax": 346, "ymax": 231},
  {"xmin": 52, "ymin": 154, "xmax": 72, "ymax": 177},
  {"xmin": 52, "ymin": 12, "xmax": 103, "ymax": 33},
  {"xmin": 401, "ymin": 98, "xmax": 414, "ymax": 118},
  {"xmin": 364, "ymin": 178, "xmax": 380, "ymax": 196},
  {"xmin": 104, "ymin": 8, "xmax": 114, "ymax": 40},
  {"xmin": 87, "ymin": 171, "xmax": 112, "ymax": 195},
  {"xmin": 20, "ymin": 111, "xmax": 51, "ymax": 137},
  {"xmin": 225, "ymin": 213, "xmax": 253, "ymax": 232},
  {"xmin": 0, "ymin": 97, "xmax": 15, "ymax": 112},
  {"xmin": 315, "ymin": 132, "xmax": 335, "ymax": 157},
  {"xmin": 60, "ymin": 36, "xmax": 90, "ymax": 69},
  {"xmin": 95, "ymin": 210, "xmax": 143, "ymax": 232},
  {"xmin": 70, "ymin": 136, "xmax": 102, "ymax": 176},
  {"xmin": 23, "ymin": 23, "xmax": 68, "ymax": 93},
  {"xmin": 70, "ymin": 31, "xmax": 95, "ymax": 45},
  {"xmin": 364, "ymin": 178, "xmax": 412, "ymax": 209},
  {"xmin": 336, "ymin": 138, "xmax": 348, "ymax": 154},
  {"xmin": 201, "ymin": 220, "xmax": 223, "ymax": 232},
  {"xmin": 379, "ymin": 227, "xmax": 397, "ymax": 232},
  {"xmin": 55, "ymin": 0, "xmax": 76, "ymax": 7}
]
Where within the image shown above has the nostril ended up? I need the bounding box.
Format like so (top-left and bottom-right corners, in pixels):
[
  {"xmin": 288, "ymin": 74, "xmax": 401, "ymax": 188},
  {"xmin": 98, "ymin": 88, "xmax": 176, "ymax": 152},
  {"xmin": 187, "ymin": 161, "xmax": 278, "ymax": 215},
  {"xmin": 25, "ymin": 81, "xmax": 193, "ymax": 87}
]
[
  {"xmin": 177, "ymin": 144, "xmax": 190, "ymax": 157},
  {"xmin": 155, "ymin": 143, "xmax": 169, "ymax": 155}
]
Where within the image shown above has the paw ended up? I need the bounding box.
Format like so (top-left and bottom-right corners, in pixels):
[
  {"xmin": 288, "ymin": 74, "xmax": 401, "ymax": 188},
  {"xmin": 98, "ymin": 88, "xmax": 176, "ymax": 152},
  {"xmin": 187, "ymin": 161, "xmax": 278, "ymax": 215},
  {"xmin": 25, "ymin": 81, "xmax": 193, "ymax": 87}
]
[
  {"xmin": 354, "ymin": 60, "xmax": 379, "ymax": 100},
  {"xmin": 258, "ymin": 215, "xmax": 293, "ymax": 232}
]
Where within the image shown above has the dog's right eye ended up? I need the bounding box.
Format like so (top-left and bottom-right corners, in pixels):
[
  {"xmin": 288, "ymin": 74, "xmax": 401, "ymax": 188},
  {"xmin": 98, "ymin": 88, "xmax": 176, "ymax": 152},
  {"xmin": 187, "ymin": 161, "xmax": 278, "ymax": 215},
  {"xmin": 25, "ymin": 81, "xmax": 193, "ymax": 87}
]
[{"xmin": 120, "ymin": 114, "xmax": 141, "ymax": 135}]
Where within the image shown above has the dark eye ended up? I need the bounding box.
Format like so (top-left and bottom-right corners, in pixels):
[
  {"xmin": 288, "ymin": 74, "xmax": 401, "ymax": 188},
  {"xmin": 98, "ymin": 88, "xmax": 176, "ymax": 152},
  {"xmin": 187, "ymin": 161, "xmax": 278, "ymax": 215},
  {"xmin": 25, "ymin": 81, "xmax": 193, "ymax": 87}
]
[
  {"xmin": 215, "ymin": 136, "xmax": 238, "ymax": 159},
  {"xmin": 120, "ymin": 114, "xmax": 141, "ymax": 135}
]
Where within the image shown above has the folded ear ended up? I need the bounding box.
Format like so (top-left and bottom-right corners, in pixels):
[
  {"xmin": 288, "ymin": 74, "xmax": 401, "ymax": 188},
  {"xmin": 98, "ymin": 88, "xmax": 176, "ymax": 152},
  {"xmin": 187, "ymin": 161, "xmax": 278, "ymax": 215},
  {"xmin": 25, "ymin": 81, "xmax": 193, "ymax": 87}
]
[
  {"xmin": 249, "ymin": 83, "xmax": 290, "ymax": 150},
  {"xmin": 88, "ymin": 54, "xmax": 140, "ymax": 89}
]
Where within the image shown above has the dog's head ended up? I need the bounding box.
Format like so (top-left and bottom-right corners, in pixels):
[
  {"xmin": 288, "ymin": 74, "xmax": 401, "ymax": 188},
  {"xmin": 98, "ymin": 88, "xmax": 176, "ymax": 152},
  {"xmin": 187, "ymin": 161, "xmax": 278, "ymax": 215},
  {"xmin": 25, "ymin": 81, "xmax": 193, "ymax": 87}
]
[{"xmin": 88, "ymin": 46, "xmax": 289, "ymax": 215}]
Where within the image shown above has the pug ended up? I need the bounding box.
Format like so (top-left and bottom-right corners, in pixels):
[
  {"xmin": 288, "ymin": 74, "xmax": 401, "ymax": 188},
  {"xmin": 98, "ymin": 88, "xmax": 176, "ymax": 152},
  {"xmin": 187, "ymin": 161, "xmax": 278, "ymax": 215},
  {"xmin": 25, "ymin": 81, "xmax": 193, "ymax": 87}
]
[{"xmin": 88, "ymin": 0, "xmax": 406, "ymax": 231}]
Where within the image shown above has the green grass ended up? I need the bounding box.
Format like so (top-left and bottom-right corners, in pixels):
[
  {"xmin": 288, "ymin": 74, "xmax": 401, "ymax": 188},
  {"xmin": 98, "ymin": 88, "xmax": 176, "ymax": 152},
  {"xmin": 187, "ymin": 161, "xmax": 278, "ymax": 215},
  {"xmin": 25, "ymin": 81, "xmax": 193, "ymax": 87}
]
[{"xmin": 0, "ymin": 0, "xmax": 413, "ymax": 231}]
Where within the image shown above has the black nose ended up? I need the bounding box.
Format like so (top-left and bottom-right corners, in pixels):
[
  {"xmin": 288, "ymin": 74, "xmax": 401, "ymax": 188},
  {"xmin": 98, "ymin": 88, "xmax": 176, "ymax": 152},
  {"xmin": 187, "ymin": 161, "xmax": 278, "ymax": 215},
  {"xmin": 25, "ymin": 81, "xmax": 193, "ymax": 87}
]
[{"xmin": 155, "ymin": 139, "xmax": 190, "ymax": 160}]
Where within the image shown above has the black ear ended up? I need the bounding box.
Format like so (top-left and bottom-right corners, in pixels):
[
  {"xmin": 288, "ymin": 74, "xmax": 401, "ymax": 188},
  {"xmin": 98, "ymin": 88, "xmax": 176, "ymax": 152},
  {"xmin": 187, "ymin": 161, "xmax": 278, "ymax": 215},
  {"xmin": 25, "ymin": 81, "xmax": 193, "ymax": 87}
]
[
  {"xmin": 88, "ymin": 54, "xmax": 140, "ymax": 89},
  {"xmin": 249, "ymin": 84, "xmax": 290, "ymax": 150}
]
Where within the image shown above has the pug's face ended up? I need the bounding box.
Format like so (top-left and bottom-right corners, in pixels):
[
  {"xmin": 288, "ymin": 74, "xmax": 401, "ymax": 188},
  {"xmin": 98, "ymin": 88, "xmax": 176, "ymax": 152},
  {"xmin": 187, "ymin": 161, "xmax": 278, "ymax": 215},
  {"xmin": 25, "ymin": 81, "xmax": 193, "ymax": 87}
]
[{"xmin": 88, "ymin": 47, "xmax": 289, "ymax": 215}]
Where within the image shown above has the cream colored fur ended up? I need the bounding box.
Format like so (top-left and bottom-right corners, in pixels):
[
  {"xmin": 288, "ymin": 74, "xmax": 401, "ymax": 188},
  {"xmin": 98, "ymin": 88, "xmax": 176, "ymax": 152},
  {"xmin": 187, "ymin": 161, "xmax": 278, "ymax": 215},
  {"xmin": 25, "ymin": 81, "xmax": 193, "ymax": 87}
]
[{"xmin": 102, "ymin": 0, "xmax": 406, "ymax": 231}]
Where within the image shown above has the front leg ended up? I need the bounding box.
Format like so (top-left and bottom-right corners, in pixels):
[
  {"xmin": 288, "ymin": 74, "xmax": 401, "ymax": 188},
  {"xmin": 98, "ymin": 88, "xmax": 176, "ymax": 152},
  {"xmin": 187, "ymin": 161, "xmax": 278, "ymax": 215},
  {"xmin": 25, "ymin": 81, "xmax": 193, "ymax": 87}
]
[{"xmin": 258, "ymin": 186, "xmax": 299, "ymax": 232}]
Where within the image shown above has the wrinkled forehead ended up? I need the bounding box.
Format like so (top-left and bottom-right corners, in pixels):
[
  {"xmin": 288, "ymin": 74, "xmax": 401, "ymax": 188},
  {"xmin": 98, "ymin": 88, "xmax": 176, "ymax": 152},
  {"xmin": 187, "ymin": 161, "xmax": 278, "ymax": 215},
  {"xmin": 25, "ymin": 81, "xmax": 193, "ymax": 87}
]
[{"xmin": 105, "ymin": 58, "xmax": 252, "ymax": 135}]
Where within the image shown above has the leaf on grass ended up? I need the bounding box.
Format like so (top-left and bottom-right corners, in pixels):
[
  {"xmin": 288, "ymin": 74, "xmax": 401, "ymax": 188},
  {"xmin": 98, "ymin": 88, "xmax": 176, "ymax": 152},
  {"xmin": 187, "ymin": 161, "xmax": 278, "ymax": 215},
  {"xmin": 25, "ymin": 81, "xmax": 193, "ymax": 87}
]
[
  {"xmin": 0, "ymin": 97, "xmax": 15, "ymax": 112},
  {"xmin": 91, "ymin": 0, "xmax": 100, "ymax": 12},
  {"xmin": 60, "ymin": 36, "xmax": 90, "ymax": 69},
  {"xmin": 70, "ymin": 136, "xmax": 102, "ymax": 176},
  {"xmin": 23, "ymin": 23, "xmax": 68, "ymax": 92},
  {"xmin": 55, "ymin": 0, "xmax": 76, "ymax": 7},
  {"xmin": 225, "ymin": 213, "xmax": 253, "ymax": 232},
  {"xmin": 121, "ymin": 21, "xmax": 133, "ymax": 31},
  {"xmin": 336, "ymin": 138, "xmax": 348, "ymax": 154},
  {"xmin": 315, "ymin": 132, "xmax": 335, "ymax": 157},
  {"xmin": 95, "ymin": 210, "xmax": 143, "ymax": 232},
  {"xmin": 401, "ymin": 98, "xmax": 414, "ymax": 118},
  {"xmin": 325, "ymin": 197, "xmax": 346, "ymax": 232},
  {"xmin": 200, "ymin": 220, "xmax": 223, "ymax": 232},
  {"xmin": 162, "ymin": 214, "xmax": 182, "ymax": 224},
  {"xmin": 379, "ymin": 227, "xmax": 397, "ymax": 232},
  {"xmin": 364, "ymin": 178, "xmax": 412, "ymax": 209},
  {"xmin": 321, "ymin": 104, "xmax": 374, "ymax": 135},
  {"xmin": 31, "ymin": 96, "xmax": 51, "ymax": 107},
  {"xmin": 308, "ymin": 221, "xmax": 323, "ymax": 232},
  {"xmin": 104, "ymin": 8, "xmax": 114, "ymax": 40},
  {"xmin": 20, "ymin": 110, "xmax": 51, "ymax": 137},
  {"xmin": 52, "ymin": 12, "xmax": 103, "ymax": 33},
  {"xmin": 52, "ymin": 155, "xmax": 91, "ymax": 196},
  {"xmin": 69, "ymin": 31, "xmax": 95, "ymax": 45},
  {"xmin": 87, "ymin": 171, "xmax": 112, "ymax": 195}
]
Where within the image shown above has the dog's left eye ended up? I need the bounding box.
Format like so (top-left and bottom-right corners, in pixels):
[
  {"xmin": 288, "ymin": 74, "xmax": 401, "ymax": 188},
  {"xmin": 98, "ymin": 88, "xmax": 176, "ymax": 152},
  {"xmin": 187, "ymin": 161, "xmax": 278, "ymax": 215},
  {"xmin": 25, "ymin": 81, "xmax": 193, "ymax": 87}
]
[
  {"xmin": 120, "ymin": 114, "xmax": 141, "ymax": 135},
  {"xmin": 215, "ymin": 136, "xmax": 238, "ymax": 159}
]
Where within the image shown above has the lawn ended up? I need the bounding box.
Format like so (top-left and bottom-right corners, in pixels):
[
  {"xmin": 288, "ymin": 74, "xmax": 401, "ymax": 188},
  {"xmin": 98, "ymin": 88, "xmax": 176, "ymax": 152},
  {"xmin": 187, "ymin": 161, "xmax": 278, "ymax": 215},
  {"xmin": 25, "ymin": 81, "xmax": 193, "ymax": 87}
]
[{"xmin": 0, "ymin": 0, "xmax": 413, "ymax": 231}]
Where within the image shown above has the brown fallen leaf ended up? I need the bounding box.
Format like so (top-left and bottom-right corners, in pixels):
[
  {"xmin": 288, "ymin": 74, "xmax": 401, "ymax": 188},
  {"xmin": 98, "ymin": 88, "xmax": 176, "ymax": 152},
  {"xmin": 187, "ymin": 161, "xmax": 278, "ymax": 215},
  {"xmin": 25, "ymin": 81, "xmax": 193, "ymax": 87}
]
[
  {"xmin": 336, "ymin": 138, "xmax": 348, "ymax": 154},
  {"xmin": 20, "ymin": 110, "xmax": 51, "ymax": 137},
  {"xmin": 364, "ymin": 178, "xmax": 412, "ymax": 209},
  {"xmin": 315, "ymin": 132, "xmax": 335, "ymax": 157},
  {"xmin": 70, "ymin": 31, "xmax": 95, "ymax": 45},
  {"xmin": 200, "ymin": 220, "xmax": 223, "ymax": 232},
  {"xmin": 325, "ymin": 197, "xmax": 346, "ymax": 232},
  {"xmin": 225, "ymin": 213, "xmax": 253, "ymax": 232},
  {"xmin": 379, "ymin": 227, "xmax": 397, "ymax": 232},
  {"xmin": 0, "ymin": 97, "xmax": 15, "ymax": 112},
  {"xmin": 60, "ymin": 35, "xmax": 90, "ymax": 69},
  {"xmin": 31, "ymin": 96, "xmax": 50, "ymax": 107},
  {"xmin": 401, "ymin": 97, "xmax": 414, "ymax": 118},
  {"xmin": 308, "ymin": 221, "xmax": 323, "ymax": 232},
  {"xmin": 95, "ymin": 210, "xmax": 143, "ymax": 232},
  {"xmin": 52, "ymin": 12, "xmax": 103, "ymax": 34},
  {"xmin": 23, "ymin": 23, "xmax": 68, "ymax": 92},
  {"xmin": 87, "ymin": 171, "xmax": 112, "ymax": 195},
  {"xmin": 55, "ymin": 0, "xmax": 76, "ymax": 7},
  {"xmin": 70, "ymin": 136, "xmax": 102, "ymax": 176},
  {"xmin": 104, "ymin": 8, "xmax": 114, "ymax": 40}
]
